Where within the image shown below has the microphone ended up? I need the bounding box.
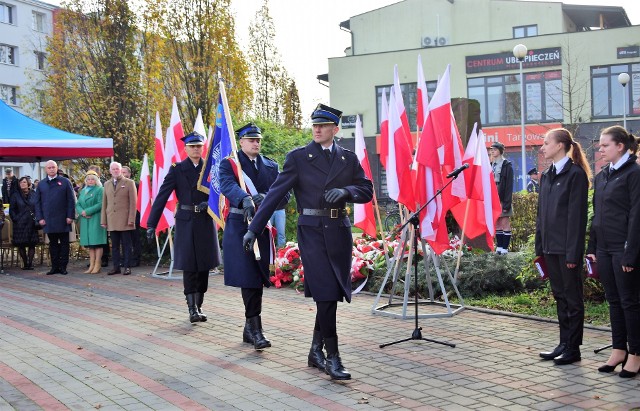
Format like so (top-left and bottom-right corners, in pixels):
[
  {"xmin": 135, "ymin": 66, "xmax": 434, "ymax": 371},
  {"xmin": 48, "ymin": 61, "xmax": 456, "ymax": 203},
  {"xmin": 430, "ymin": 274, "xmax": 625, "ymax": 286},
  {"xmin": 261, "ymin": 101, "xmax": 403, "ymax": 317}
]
[{"xmin": 446, "ymin": 163, "xmax": 469, "ymax": 178}]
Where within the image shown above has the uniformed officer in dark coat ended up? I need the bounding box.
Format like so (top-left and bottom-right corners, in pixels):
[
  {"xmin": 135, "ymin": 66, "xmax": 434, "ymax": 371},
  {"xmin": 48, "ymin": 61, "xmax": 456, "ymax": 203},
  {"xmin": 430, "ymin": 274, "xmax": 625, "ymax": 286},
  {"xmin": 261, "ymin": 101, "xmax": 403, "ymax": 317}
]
[
  {"xmin": 219, "ymin": 122, "xmax": 289, "ymax": 350},
  {"xmin": 527, "ymin": 167, "xmax": 540, "ymax": 193},
  {"xmin": 243, "ymin": 104, "xmax": 373, "ymax": 380},
  {"xmin": 146, "ymin": 131, "xmax": 221, "ymax": 323}
]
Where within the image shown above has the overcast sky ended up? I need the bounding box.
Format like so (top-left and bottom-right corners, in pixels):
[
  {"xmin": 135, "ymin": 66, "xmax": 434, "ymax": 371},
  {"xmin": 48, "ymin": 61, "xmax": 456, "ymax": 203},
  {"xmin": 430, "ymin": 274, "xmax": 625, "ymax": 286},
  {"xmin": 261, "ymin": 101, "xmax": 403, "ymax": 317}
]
[{"xmin": 45, "ymin": 0, "xmax": 640, "ymax": 124}]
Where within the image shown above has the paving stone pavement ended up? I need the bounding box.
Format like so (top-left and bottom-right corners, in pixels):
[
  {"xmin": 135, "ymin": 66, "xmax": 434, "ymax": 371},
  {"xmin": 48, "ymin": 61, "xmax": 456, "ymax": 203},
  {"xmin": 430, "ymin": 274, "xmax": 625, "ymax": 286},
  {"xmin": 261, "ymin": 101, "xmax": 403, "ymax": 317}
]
[{"xmin": 1, "ymin": 261, "xmax": 640, "ymax": 410}]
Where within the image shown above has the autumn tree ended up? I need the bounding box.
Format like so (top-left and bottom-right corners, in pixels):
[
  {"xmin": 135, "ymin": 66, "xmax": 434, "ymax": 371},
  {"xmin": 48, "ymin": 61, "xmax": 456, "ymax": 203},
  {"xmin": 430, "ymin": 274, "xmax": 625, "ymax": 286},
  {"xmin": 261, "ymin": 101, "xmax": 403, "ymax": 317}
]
[
  {"xmin": 247, "ymin": 0, "xmax": 301, "ymax": 128},
  {"xmin": 43, "ymin": 0, "xmax": 150, "ymax": 164}
]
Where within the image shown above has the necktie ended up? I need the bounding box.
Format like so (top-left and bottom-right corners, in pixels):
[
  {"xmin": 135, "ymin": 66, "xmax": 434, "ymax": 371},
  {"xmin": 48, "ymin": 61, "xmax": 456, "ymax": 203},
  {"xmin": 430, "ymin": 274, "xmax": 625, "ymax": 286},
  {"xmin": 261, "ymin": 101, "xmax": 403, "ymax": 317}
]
[
  {"xmin": 113, "ymin": 179, "xmax": 117, "ymax": 188},
  {"xmin": 324, "ymin": 149, "xmax": 331, "ymax": 163},
  {"xmin": 549, "ymin": 165, "xmax": 556, "ymax": 179},
  {"xmin": 252, "ymin": 159, "xmax": 258, "ymax": 170}
]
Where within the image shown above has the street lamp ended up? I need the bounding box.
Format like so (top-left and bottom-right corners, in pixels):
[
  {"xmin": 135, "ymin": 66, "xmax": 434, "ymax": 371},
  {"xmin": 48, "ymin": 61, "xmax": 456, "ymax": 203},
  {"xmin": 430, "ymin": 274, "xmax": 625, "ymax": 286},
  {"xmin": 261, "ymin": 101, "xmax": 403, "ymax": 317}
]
[
  {"xmin": 618, "ymin": 72, "xmax": 630, "ymax": 130},
  {"xmin": 513, "ymin": 44, "xmax": 528, "ymax": 191}
]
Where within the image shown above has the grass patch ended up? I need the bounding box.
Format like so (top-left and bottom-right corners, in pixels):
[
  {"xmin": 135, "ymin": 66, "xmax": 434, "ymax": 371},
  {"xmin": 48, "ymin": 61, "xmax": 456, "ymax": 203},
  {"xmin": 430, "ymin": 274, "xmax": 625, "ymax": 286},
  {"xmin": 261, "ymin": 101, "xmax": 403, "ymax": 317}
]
[{"xmin": 453, "ymin": 289, "xmax": 611, "ymax": 327}]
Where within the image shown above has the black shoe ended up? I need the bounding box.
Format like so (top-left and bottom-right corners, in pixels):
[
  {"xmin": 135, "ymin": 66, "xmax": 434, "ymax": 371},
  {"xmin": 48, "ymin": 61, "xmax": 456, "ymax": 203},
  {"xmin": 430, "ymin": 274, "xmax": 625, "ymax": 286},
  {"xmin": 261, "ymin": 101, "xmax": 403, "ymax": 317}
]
[
  {"xmin": 46, "ymin": 268, "xmax": 59, "ymax": 275},
  {"xmin": 540, "ymin": 343, "xmax": 566, "ymax": 360},
  {"xmin": 598, "ymin": 355, "xmax": 627, "ymax": 373},
  {"xmin": 59, "ymin": 269, "xmax": 68, "ymax": 275},
  {"xmin": 123, "ymin": 268, "xmax": 131, "ymax": 275},
  {"xmin": 324, "ymin": 336, "xmax": 350, "ymax": 380},
  {"xmin": 107, "ymin": 269, "xmax": 121, "ymax": 275},
  {"xmin": 554, "ymin": 348, "xmax": 581, "ymax": 365},
  {"xmin": 307, "ymin": 330, "xmax": 326, "ymax": 371},
  {"xmin": 186, "ymin": 294, "xmax": 202, "ymax": 323},
  {"xmin": 246, "ymin": 316, "xmax": 271, "ymax": 350}
]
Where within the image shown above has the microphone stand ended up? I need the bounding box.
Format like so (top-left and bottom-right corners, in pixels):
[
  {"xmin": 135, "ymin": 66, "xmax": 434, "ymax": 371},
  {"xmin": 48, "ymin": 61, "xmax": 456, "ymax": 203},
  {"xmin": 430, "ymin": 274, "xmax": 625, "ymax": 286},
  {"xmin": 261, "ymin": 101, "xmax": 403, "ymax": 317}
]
[{"xmin": 380, "ymin": 173, "xmax": 462, "ymax": 349}]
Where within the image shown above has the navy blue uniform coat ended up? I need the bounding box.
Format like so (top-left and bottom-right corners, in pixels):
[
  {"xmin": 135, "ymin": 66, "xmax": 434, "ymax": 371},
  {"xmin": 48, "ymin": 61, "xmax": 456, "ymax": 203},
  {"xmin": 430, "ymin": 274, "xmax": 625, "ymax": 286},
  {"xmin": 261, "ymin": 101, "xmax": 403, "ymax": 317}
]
[
  {"xmin": 147, "ymin": 158, "xmax": 219, "ymax": 272},
  {"xmin": 35, "ymin": 177, "xmax": 76, "ymax": 234},
  {"xmin": 248, "ymin": 141, "xmax": 373, "ymax": 303},
  {"xmin": 220, "ymin": 151, "xmax": 288, "ymax": 288}
]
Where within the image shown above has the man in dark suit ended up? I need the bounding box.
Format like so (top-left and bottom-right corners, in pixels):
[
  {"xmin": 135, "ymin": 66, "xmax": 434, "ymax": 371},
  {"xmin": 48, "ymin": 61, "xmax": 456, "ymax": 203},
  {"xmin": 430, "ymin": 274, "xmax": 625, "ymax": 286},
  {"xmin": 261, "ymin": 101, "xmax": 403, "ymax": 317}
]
[
  {"xmin": 2, "ymin": 168, "xmax": 18, "ymax": 204},
  {"xmin": 219, "ymin": 123, "xmax": 289, "ymax": 350},
  {"xmin": 146, "ymin": 131, "xmax": 221, "ymax": 323},
  {"xmin": 34, "ymin": 160, "xmax": 76, "ymax": 275},
  {"xmin": 243, "ymin": 104, "xmax": 373, "ymax": 380}
]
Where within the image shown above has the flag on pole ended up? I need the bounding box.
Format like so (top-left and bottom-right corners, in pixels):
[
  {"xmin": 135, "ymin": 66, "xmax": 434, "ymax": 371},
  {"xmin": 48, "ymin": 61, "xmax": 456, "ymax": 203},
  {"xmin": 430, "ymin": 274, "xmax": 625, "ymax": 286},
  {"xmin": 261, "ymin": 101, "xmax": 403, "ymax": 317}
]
[
  {"xmin": 137, "ymin": 153, "xmax": 152, "ymax": 228},
  {"xmin": 193, "ymin": 108, "xmax": 208, "ymax": 155},
  {"xmin": 416, "ymin": 54, "xmax": 429, "ymax": 130},
  {"xmin": 198, "ymin": 93, "xmax": 233, "ymax": 227},
  {"xmin": 393, "ymin": 65, "xmax": 414, "ymax": 151},
  {"xmin": 354, "ymin": 115, "xmax": 377, "ymax": 238},
  {"xmin": 165, "ymin": 97, "xmax": 185, "ymax": 164},
  {"xmin": 387, "ymin": 89, "xmax": 416, "ymax": 211},
  {"xmin": 450, "ymin": 124, "xmax": 501, "ymax": 250},
  {"xmin": 415, "ymin": 64, "xmax": 466, "ymax": 253},
  {"xmin": 379, "ymin": 88, "xmax": 390, "ymax": 169},
  {"xmin": 152, "ymin": 112, "xmax": 174, "ymax": 233}
]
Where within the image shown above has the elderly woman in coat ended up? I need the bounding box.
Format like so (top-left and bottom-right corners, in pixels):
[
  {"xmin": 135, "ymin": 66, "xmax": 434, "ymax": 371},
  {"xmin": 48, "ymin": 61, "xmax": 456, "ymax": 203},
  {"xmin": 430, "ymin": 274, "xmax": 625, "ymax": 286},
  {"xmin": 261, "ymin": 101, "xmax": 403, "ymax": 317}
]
[
  {"xmin": 10, "ymin": 177, "xmax": 40, "ymax": 269},
  {"xmin": 77, "ymin": 170, "xmax": 107, "ymax": 273}
]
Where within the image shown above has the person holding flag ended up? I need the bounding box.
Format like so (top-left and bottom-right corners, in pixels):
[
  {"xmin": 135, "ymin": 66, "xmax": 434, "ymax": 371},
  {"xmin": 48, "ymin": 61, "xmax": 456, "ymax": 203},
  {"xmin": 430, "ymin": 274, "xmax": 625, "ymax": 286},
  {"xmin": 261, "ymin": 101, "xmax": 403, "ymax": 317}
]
[
  {"xmin": 243, "ymin": 104, "xmax": 373, "ymax": 381},
  {"xmin": 146, "ymin": 131, "xmax": 220, "ymax": 324},
  {"xmin": 219, "ymin": 123, "xmax": 289, "ymax": 351}
]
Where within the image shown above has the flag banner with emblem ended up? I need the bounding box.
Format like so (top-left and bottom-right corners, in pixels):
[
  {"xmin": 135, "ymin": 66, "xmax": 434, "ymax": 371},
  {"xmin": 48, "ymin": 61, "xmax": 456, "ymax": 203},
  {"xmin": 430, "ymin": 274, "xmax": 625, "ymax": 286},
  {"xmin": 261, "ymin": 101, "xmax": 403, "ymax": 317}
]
[{"xmin": 198, "ymin": 93, "xmax": 233, "ymax": 227}]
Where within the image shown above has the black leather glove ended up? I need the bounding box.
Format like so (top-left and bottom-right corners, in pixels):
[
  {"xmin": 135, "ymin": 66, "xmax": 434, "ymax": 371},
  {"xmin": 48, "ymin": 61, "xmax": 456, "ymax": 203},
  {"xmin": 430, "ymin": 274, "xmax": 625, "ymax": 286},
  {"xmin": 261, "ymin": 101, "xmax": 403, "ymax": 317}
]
[
  {"xmin": 241, "ymin": 197, "xmax": 255, "ymax": 220},
  {"xmin": 252, "ymin": 193, "xmax": 265, "ymax": 206},
  {"xmin": 243, "ymin": 230, "xmax": 257, "ymax": 253},
  {"xmin": 197, "ymin": 201, "xmax": 208, "ymax": 213},
  {"xmin": 324, "ymin": 188, "xmax": 349, "ymax": 203},
  {"xmin": 146, "ymin": 228, "xmax": 155, "ymax": 242}
]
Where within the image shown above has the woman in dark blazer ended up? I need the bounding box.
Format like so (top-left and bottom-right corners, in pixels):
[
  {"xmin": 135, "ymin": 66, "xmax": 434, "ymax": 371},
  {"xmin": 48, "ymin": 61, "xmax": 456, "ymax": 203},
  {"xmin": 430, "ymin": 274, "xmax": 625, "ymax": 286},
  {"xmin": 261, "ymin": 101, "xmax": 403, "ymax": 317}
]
[
  {"xmin": 10, "ymin": 177, "xmax": 40, "ymax": 269},
  {"xmin": 535, "ymin": 128, "xmax": 591, "ymax": 365},
  {"xmin": 587, "ymin": 125, "xmax": 640, "ymax": 378}
]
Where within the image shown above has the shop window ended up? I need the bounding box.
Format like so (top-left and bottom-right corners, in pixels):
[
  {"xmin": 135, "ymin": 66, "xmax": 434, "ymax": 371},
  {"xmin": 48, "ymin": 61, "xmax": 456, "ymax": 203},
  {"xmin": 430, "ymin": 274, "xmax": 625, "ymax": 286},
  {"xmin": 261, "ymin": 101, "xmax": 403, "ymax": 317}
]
[{"xmin": 591, "ymin": 64, "xmax": 640, "ymax": 118}]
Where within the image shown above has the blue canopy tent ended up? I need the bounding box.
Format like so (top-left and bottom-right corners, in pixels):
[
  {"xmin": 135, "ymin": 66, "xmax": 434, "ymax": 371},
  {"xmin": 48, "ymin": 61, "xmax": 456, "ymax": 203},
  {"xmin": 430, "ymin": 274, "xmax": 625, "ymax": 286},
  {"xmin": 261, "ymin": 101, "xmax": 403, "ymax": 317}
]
[{"xmin": 0, "ymin": 100, "xmax": 113, "ymax": 162}]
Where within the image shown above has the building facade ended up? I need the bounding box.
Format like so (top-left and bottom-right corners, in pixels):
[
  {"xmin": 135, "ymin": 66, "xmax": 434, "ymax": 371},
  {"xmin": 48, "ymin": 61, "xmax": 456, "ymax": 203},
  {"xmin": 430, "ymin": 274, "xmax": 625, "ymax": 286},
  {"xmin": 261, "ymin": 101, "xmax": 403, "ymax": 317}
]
[{"xmin": 326, "ymin": 0, "xmax": 640, "ymax": 194}]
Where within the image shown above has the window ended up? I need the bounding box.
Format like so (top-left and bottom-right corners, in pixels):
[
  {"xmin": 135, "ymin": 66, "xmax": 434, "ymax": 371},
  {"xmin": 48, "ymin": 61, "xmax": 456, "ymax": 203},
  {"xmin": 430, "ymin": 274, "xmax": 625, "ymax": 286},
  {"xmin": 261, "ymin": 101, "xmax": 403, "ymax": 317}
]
[
  {"xmin": 34, "ymin": 51, "xmax": 45, "ymax": 70},
  {"xmin": 591, "ymin": 64, "xmax": 640, "ymax": 118},
  {"xmin": 375, "ymin": 81, "xmax": 437, "ymax": 132},
  {"xmin": 32, "ymin": 11, "xmax": 44, "ymax": 32},
  {"xmin": 467, "ymin": 71, "xmax": 563, "ymax": 126},
  {"xmin": 0, "ymin": 3, "xmax": 14, "ymax": 24},
  {"xmin": 0, "ymin": 44, "xmax": 16, "ymax": 65},
  {"xmin": 513, "ymin": 25, "xmax": 538, "ymax": 38},
  {"xmin": 0, "ymin": 84, "xmax": 17, "ymax": 105},
  {"xmin": 35, "ymin": 89, "xmax": 45, "ymax": 109}
]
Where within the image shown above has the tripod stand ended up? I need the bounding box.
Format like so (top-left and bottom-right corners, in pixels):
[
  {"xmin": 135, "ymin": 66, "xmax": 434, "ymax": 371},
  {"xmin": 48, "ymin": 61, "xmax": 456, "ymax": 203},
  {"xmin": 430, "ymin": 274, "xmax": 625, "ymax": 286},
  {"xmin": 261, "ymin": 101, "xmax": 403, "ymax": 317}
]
[{"xmin": 380, "ymin": 173, "xmax": 463, "ymax": 349}]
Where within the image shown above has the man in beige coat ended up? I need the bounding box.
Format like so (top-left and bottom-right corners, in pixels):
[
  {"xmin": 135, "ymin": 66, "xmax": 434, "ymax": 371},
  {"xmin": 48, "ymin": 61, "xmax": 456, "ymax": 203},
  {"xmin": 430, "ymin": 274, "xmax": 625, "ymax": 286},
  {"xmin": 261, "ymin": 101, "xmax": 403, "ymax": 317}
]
[{"xmin": 101, "ymin": 161, "xmax": 137, "ymax": 275}]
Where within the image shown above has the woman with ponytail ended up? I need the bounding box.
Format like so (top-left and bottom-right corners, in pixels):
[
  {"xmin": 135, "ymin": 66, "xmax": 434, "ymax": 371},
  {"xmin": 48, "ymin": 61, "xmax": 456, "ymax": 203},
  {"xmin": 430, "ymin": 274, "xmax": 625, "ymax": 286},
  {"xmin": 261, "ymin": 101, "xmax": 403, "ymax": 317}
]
[
  {"xmin": 535, "ymin": 128, "xmax": 590, "ymax": 365},
  {"xmin": 587, "ymin": 125, "xmax": 640, "ymax": 378}
]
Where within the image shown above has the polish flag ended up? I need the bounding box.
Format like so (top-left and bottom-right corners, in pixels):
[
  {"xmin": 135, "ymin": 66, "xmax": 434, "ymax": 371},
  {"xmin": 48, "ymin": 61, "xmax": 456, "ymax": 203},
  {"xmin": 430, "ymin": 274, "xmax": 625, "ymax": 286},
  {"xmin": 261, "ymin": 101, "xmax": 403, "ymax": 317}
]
[
  {"xmin": 416, "ymin": 55, "xmax": 429, "ymax": 130},
  {"xmin": 393, "ymin": 65, "xmax": 414, "ymax": 151},
  {"xmin": 152, "ymin": 112, "xmax": 174, "ymax": 233},
  {"xmin": 415, "ymin": 64, "xmax": 466, "ymax": 253},
  {"xmin": 354, "ymin": 115, "xmax": 377, "ymax": 238},
  {"xmin": 387, "ymin": 89, "xmax": 416, "ymax": 211},
  {"xmin": 137, "ymin": 153, "xmax": 152, "ymax": 228},
  {"xmin": 166, "ymin": 97, "xmax": 185, "ymax": 163},
  {"xmin": 193, "ymin": 108, "xmax": 208, "ymax": 154},
  {"xmin": 451, "ymin": 124, "xmax": 501, "ymax": 250},
  {"xmin": 379, "ymin": 88, "xmax": 390, "ymax": 169}
]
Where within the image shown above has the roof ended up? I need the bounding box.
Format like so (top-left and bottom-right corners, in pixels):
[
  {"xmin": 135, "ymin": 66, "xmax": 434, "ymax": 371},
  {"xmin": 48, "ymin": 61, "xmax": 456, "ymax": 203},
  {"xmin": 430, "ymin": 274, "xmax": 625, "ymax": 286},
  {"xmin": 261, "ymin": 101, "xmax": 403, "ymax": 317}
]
[
  {"xmin": 562, "ymin": 4, "xmax": 631, "ymax": 30},
  {"xmin": 0, "ymin": 100, "xmax": 114, "ymax": 162}
]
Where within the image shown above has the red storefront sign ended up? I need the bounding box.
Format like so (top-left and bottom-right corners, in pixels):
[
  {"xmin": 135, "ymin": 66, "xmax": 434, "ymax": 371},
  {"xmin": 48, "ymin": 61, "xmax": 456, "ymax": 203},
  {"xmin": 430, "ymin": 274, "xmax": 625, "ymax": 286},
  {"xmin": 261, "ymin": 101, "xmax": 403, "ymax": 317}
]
[{"xmin": 482, "ymin": 123, "xmax": 562, "ymax": 147}]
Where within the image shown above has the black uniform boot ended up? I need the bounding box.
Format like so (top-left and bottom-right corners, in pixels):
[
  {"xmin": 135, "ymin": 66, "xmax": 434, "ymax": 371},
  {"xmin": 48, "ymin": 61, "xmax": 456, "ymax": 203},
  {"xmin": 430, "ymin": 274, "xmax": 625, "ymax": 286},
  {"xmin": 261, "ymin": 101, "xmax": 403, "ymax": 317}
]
[
  {"xmin": 195, "ymin": 292, "xmax": 207, "ymax": 322},
  {"xmin": 185, "ymin": 294, "xmax": 202, "ymax": 323},
  {"xmin": 307, "ymin": 330, "xmax": 326, "ymax": 371},
  {"xmin": 246, "ymin": 316, "xmax": 271, "ymax": 350},
  {"xmin": 324, "ymin": 336, "xmax": 351, "ymax": 380}
]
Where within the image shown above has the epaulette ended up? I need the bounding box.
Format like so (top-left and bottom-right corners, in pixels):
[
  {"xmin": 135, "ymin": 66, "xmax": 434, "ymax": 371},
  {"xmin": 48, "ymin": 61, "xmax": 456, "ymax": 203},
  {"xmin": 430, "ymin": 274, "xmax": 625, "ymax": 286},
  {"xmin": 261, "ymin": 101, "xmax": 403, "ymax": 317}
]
[
  {"xmin": 290, "ymin": 146, "xmax": 305, "ymax": 153},
  {"xmin": 341, "ymin": 147, "xmax": 356, "ymax": 155},
  {"xmin": 262, "ymin": 155, "xmax": 276, "ymax": 162}
]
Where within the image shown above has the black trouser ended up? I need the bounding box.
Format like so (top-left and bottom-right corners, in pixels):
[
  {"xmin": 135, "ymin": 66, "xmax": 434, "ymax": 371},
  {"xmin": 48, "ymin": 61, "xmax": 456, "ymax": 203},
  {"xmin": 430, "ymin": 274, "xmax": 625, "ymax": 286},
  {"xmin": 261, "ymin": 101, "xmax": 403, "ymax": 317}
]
[
  {"xmin": 597, "ymin": 250, "xmax": 640, "ymax": 354},
  {"xmin": 241, "ymin": 288, "xmax": 263, "ymax": 318},
  {"xmin": 48, "ymin": 232, "xmax": 70, "ymax": 270},
  {"xmin": 183, "ymin": 271, "xmax": 209, "ymax": 295},
  {"xmin": 545, "ymin": 253, "xmax": 584, "ymax": 348},
  {"xmin": 110, "ymin": 230, "xmax": 132, "ymax": 268},
  {"xmin": 315, "ymin": 301, "xmax": 338, "ymax": 338},
  {"xmin": 130, "ymin": 228, "xmax": 142, "ymax": 266}
]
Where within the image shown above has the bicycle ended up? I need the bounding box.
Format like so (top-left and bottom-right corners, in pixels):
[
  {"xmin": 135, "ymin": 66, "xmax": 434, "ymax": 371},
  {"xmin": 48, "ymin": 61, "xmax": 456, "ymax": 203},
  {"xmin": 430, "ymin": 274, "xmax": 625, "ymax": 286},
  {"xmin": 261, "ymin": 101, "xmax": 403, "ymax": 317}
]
[{"xmin": 379, "ymin": 199, "xmax": 401, "ymax": 232}]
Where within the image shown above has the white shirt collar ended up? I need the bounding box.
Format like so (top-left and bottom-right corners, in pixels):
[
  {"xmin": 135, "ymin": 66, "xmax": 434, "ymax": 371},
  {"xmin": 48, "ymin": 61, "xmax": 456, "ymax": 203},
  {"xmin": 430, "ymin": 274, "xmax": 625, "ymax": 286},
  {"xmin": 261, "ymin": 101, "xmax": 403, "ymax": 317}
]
[
  {"xmin": 553, "ymin": 156, "xmax": 570, "ymax": 173},
  {"xmin": 611, "ymin": 153, "xmax": 630, "ymax": 171}
]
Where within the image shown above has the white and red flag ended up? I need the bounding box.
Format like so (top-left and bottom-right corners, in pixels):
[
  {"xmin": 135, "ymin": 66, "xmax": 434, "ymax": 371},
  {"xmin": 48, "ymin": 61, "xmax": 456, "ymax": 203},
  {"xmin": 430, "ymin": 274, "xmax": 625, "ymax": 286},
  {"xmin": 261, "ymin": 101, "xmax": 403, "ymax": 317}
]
[
  {"xmin": 165, "ymin": 97, "xmax": 185, "ymax": 164},
  {"xmin": 354, "ymin": 115, "xmax": 377, "ymax": 238},
  {"xmin": 193, "ymin": 108, "xmax": 208, "ymax": 154},
  {"xmin": 415, "ymin": 64, "xmax": 466, "ymax": 253},
  {"xmin": 387, "ymin": 89, "xmax": 416, "ymax": 211},
  {"xmin": 152, "ymin": 112, "xmax": 173, "ymax": 233},
  {"xmin": 393, "ymin": 65, "xmax": 414, "ymax": 151},
  {"xmin": 451, "ymin": 124, "xmax": 501, "ymax": 250},
  {"xmin": 137, "ymin": 153, "xmax": 152, "ymax": 228},
  {"xmin": 378, "ymin": 88, "xmax": 390, "ymax": 170},
  {"xmin": 416, "ymin": 54, "xmax": 429, "ymax": 130}
]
